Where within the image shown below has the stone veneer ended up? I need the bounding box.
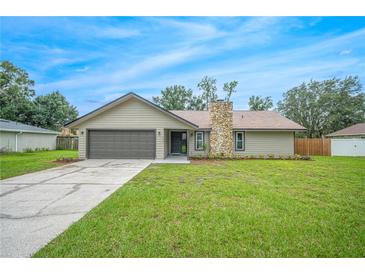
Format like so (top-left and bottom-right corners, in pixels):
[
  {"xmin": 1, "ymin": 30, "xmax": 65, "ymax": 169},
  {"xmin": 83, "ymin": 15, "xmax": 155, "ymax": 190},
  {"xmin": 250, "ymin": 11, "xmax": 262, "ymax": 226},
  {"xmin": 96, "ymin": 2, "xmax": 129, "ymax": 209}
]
[{"xmin": 209, "ymin": 100, "xmax": 233, "ymax": 157}]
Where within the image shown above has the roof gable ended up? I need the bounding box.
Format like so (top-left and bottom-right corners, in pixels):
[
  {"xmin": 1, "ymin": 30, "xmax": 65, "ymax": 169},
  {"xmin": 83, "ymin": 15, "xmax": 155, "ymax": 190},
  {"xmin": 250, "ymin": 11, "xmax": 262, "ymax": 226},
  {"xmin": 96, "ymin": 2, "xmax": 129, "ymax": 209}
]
[{"xmin": 66, "ymin": 92, "xmax": 198, "ymax": 129}]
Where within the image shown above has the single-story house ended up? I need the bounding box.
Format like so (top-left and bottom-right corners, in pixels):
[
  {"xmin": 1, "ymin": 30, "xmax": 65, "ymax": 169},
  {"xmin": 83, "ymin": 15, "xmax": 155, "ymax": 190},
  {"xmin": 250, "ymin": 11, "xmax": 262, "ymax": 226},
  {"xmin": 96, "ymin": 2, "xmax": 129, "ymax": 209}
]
[
  {"xmin": 65, "ymin": 92, "xmax": 306, "ymax": 159},
  {"xmin": 0, "ymin": 119, "xmax": 59, "ymax": 152},
  {"xmin": 326, "ymin": 123, "xmax": 365, "ymax": 156}
]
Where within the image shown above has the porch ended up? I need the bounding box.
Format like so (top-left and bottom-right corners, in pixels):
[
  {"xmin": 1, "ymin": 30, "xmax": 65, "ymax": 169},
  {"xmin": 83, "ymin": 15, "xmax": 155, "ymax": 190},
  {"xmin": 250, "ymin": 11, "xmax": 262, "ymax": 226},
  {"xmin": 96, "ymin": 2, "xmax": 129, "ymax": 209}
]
[{"xmin": 153, "ymin": 155, "xmax": 190, "ymax": 164}]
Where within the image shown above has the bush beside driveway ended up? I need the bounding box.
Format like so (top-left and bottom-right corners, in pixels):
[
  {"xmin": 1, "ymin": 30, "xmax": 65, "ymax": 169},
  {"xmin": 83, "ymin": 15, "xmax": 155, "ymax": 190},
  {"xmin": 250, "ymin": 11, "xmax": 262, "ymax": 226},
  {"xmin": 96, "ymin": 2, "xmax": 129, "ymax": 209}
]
[{"xmin": 34, "ymin": 156, "xmax": 365, "ymax": 258}]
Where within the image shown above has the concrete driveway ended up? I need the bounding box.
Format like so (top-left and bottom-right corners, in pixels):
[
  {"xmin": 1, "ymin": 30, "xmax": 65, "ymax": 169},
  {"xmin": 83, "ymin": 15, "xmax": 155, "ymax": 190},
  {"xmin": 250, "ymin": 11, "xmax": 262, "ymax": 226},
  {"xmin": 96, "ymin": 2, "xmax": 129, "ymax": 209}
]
[{"xmin": 0, "ymin": 159, "xmax": 151, "ymax": 257}]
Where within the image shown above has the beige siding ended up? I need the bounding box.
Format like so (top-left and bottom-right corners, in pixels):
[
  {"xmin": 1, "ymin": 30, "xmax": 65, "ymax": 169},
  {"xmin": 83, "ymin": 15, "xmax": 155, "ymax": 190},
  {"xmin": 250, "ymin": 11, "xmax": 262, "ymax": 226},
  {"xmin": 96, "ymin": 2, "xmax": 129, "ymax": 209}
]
[
  {"xmin": 186, "ymin": 130, "xmax": 294, "ymax": 157},
  {"xmin": 75, "ymin": 98, "xmax": 193, "ymax": 159},
  {"xmin": 156, "ymin": 128, "xmax": 164, "ymax": 159},
  {"xmin": 164, "ymin": 129, "xmax": 169, "ymax": 158},
  {"xmin": 188, "ymin": 130, "xmax": 210, "ymax": 157},
  {"xmin": 78, "ymin": 98, "xmax": 192, "ymax": 129},
  {"xmin": 78, "ymin": 130, "xmax": 86, "ymax": 159},
  {"xmin": 233, "ymin": 131, "xmax": 294, "ymax": 156}
]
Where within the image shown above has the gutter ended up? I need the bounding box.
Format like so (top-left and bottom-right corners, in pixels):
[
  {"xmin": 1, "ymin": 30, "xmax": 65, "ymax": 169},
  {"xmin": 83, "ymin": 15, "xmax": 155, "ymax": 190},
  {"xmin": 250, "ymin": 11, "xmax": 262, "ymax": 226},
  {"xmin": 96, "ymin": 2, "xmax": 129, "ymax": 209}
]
[
  {"xmin": 15, "ymin": 131, "xmax": 23, "ymax": 152},
  {"xmin": 0, "ymin": 128, "xmax": 59, "ymax": 135}
]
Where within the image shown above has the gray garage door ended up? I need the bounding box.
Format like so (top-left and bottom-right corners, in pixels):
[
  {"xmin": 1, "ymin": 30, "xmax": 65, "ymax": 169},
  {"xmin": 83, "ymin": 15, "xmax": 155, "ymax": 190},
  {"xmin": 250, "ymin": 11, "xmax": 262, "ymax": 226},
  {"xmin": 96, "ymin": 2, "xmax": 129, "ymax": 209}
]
[{"xmin": 88, "ymin": 130, "xmax": 155, "ymax": 159}]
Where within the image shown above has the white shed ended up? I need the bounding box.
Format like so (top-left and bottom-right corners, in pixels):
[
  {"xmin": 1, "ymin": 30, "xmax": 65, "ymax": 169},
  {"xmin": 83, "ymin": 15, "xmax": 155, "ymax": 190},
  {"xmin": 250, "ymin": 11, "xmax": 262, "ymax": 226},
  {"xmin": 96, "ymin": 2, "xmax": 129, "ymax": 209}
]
[
  {"xmin": 326, "ymin": 123, "xmax": 365, "ymax": 156},
  {"xmin": 0, "ymin": 119, "xmax": 59, "ymax": 152}
]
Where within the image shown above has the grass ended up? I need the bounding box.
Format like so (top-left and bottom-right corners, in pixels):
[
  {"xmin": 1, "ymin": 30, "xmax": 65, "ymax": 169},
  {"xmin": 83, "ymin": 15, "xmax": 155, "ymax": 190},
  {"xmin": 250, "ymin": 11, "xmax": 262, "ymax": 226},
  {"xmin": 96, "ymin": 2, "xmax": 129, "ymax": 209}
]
[
  {"xmin": 34, "ymin": 156, "xmax": 365, "ymax": 258},
  {"xmin": 0, "ymin": 150, "xmax": 79, "ymax": 179}
]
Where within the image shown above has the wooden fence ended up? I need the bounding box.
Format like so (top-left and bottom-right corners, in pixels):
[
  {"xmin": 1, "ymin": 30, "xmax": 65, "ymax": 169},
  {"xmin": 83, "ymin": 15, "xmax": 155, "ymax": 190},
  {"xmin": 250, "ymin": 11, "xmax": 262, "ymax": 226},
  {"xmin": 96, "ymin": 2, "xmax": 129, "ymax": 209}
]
[
  {"xmin": 294, "ymin": 138, "xmax": 331, "ymax": 156},
  {"xmin": 56, "ymin": 136, "xmax": 79, "ymax": 150}
]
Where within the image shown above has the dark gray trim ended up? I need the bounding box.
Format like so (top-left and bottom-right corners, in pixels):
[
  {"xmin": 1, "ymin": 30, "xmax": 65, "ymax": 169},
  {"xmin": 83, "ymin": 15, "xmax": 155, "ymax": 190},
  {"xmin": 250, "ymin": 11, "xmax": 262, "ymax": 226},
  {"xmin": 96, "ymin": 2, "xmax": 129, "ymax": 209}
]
[
  {"xmin": 65, "ymin": 92, "xmax": 198, "ymax": 129},
  {"xmin": 195, "ymin": 131, "xmax": 204, "ymax": 151},
  {"xmin": 234, "ymin": 131, "xmax": 245, "ymax": 151},
  {"xmin": 86, "ymin": 129, "xmax": 156, "ymax": 159},
  {"xmin": 169, "ymin": 130, "xmax": 188, "ymax": 155}
]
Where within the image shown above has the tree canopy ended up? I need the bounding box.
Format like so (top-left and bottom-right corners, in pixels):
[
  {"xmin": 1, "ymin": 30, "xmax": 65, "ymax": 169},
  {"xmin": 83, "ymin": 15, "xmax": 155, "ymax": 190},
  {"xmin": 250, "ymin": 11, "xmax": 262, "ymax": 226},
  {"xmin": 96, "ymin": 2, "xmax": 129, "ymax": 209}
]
[
  {"xmin": 0, "ymin": 61, "xmax": 78, "ymax": 131},
  {"xmin": 277, "ymin": 76, "xmax": 365, "ymax": 137},
  {"xmin": 153, "ymin": 76, "xmax": 239, "ymax": 110},
  {"xmin": 248, "ymin": 96, "xmax": 273, "ymax": 111},
  {"xmin": 197, "ymin": 76, "xmax": 218, "ymax": 110},
  {"xmin": 0, "ymin": 61, "xmax": 35, "ymax": 124},
  {"xmin": 32, "ymin": 91, "xmax": 78, "ymax": 131},
  {"xmin": 152, "ymin": 85, "xmax": 193, "ymax": 110}
]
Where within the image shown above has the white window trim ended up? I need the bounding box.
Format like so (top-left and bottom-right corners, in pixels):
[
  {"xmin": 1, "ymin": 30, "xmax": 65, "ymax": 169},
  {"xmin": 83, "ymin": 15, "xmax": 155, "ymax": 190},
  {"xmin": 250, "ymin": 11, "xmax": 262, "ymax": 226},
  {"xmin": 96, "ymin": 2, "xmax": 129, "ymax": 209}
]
[
  {"xmin": 195, "ymin": 131, "xmax": 204, "ymax": 151},
  {"xmin": 235, "ymin": 131, "xmax": 245, "ymax": 151}
]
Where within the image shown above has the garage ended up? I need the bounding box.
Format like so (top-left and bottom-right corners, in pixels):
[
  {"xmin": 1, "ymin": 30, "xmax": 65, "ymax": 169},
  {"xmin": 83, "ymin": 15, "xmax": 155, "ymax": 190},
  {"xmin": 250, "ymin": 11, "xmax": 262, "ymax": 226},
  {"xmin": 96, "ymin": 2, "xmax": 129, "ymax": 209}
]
[
  {"xmin": 87, "ymin": 130, "xmax": 155, "ymax": 159},
  {"xmin": 331, "ymin": 139, "xmax": 365, "ymax": 156}
]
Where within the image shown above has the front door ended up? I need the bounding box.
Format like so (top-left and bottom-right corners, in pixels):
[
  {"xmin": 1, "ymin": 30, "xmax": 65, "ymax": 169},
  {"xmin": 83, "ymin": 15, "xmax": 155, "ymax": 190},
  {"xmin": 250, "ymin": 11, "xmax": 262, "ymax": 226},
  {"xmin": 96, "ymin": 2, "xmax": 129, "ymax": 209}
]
[{"xmin": 170, "ymin": 132, "xmax": 187, "ymax": 154}]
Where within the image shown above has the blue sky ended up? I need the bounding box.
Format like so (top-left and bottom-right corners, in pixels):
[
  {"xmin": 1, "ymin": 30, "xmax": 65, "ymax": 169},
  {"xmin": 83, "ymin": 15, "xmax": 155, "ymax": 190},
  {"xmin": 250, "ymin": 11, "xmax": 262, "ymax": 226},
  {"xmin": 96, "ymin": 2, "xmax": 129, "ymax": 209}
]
[{"xmin": 1, "ymin": 16, "xmax": 365, "ymax": 115}]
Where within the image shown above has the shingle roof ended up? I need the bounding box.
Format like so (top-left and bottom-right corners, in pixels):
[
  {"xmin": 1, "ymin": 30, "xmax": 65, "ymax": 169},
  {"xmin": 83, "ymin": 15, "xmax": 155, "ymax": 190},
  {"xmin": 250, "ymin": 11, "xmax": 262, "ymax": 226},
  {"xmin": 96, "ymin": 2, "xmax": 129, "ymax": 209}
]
[
  {"xmin": 326, "ymin": 123, "xmax": 365, "ymax": 137},
  {"xmin": 171, "ymin": 110, "xmax": 306, "ymax": 130},
  {"xmin": 0, "ymin": 119, "xmax": 59, "ymax": 134}
]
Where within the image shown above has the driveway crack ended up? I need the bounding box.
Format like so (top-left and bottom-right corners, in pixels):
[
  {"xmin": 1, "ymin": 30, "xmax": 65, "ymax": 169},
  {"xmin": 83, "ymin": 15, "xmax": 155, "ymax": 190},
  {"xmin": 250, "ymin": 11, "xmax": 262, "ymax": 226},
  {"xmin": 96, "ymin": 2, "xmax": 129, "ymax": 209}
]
[
  {"xmin": 35, "ymin": 184, "xmax": 83, "ymax": 216},
  {"xmin": 0, "ymin": 167, "xmax": 86, "ymax": 198}
]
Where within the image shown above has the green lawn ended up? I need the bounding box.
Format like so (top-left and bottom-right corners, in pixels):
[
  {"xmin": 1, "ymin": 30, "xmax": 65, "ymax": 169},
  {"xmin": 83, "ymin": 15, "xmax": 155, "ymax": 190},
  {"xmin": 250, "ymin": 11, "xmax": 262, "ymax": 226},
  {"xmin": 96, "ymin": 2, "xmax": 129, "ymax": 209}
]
[
  {"xmin": 34, "ymin": 157, "xmax": 365, "ymax": 258},
  {"xmin": 0, "ymin": 150, "xmax": 79, "ymax": 179}
]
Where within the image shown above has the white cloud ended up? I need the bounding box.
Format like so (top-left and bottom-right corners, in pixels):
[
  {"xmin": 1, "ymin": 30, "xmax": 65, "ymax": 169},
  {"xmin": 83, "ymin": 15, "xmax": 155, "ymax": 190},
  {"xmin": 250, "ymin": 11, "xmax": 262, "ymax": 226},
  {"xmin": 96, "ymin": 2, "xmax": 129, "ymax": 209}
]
[
  {"xmin": 153, "ymin": 18, "xmax": 225, "ymax": 41},
  {"xmin": 340, "ymin": 49, "xmax": 352, "ymax": 55},
  {"xmin": 93, "ymin": 26, "xmax": 140, "ymax": 39}
]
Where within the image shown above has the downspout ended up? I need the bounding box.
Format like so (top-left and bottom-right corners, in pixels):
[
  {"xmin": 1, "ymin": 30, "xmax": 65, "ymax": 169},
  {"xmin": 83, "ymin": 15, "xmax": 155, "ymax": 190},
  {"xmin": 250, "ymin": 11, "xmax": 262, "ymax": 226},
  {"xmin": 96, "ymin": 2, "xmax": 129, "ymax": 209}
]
[{"xmin": 15, "ymin": 131, "xmax": 23, "ymax": 152}]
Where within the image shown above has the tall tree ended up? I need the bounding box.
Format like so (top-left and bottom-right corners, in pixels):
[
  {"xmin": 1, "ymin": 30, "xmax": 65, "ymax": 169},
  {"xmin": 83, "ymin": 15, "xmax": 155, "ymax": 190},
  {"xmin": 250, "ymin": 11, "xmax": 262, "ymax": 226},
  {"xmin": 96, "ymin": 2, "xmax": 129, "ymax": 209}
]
[
  {"xmin": 197, "ymin": 76, "xmax": 218, "ymax": 110},
  {"xmin": 0, "ymin": 61, "xmax": 35, "ymax": 124},
  {"xmin": 223, "ymin": 80, "xmax": 239, "ymax": 102},
  {"xmin": 153, "ymin": 85, "xmax": 193, "ymax": 110},
  {"xmin": 248, "ymin": 95, "xmax": 273, "ymax": 110},
  {"xmin": 277, "ymin": 76, "xmax": 364, "ymax": 137},
  {"xmin": 32, "ymin": 91, "xmax": 78, "ymax": 131}
]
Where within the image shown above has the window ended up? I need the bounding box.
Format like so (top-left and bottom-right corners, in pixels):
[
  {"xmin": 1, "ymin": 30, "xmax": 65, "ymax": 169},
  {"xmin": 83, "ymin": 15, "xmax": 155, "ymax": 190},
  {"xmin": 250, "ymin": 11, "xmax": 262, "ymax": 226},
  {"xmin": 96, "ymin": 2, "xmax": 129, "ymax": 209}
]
[
  {"xmin": 195, "ymin": 131, "xmax": 204, "ymax": 150},
  {"xmin": 235, "ymin": 131, "xmax": 245, "ymax": 151}
]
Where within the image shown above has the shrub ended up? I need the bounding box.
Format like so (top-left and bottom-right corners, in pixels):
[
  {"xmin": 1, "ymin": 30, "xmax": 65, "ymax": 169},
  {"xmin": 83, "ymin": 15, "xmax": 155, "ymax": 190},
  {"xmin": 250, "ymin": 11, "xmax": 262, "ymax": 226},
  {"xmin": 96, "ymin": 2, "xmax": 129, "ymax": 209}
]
[
  {"xmin": 24, "ymin": 148, "xmax": 34, "ymax": 153},
  {"xmin": 203, "ymin": 143, "xmax": 208, "ymax": 151},
  {"xmin": 268, "ymin": 154, "xmax": 275, "ymax": 159},
  {"xmin": 294, "ymin": 154, "xmax": 302, "ymax": 160},
  {"xmin": 35, "ymin": 147, "xmax": 50, "ymax": 152}
]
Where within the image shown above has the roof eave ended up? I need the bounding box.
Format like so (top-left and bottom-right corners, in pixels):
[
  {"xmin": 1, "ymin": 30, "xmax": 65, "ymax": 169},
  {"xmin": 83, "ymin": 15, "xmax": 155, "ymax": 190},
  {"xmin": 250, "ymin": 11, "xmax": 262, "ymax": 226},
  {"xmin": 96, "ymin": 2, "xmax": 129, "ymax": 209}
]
[
  {"xmin": 232, "ymin": 128, "xmax": 306, "ymax": 131},
  {"xmin": 326, "ymin": 133, "xmax": 365, "ymax": 137},
  {"xmin": 0, "ymin": 128, "xmax": 59, "ymax": 134}
]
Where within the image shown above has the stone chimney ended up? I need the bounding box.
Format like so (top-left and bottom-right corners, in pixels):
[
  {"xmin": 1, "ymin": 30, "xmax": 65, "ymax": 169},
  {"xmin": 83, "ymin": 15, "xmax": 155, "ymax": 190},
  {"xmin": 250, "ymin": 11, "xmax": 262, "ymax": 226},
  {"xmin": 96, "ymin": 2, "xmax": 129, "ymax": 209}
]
[{"xmin": 209, "ymin": 100, "xmax": 233, "ymax": 157}]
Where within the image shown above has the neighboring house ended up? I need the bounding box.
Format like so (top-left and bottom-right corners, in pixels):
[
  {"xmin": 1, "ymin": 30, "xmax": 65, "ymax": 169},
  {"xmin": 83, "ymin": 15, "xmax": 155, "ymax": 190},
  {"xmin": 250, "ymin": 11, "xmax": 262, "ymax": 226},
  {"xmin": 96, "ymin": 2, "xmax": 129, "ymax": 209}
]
[
  {"xmin": 0, "ymin": 119, "xmax": 59, "ymax": 152},
  {"xmin": 326, "ymin": 123, "xmax": 365, "ymax": 139},
  {"xmin": 326, "ymin": 123, "xmax": 365, "ymax": 156},
  {"xmin": 65, "ymin": 92, "xmax": 306, "ymax": 159}
]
